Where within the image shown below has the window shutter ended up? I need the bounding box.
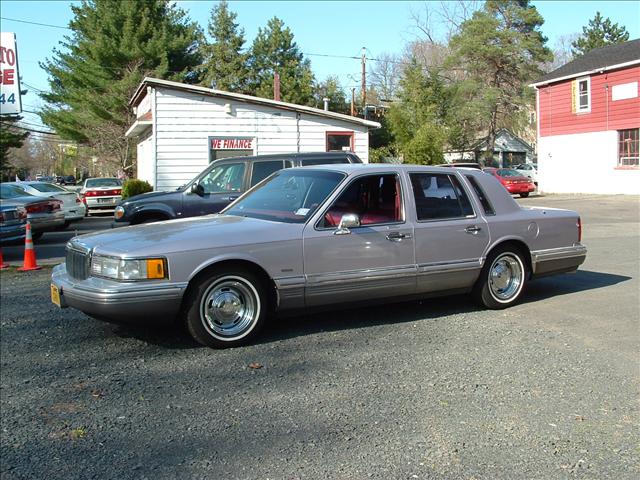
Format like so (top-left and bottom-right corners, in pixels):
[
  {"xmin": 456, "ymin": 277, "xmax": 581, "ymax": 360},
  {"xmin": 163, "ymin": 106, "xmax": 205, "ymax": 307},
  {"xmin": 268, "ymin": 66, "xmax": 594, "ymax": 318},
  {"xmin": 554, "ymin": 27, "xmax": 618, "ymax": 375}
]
[{"xmin": 571, "ymin": 80, "xmax": 577, "ymax": 113}]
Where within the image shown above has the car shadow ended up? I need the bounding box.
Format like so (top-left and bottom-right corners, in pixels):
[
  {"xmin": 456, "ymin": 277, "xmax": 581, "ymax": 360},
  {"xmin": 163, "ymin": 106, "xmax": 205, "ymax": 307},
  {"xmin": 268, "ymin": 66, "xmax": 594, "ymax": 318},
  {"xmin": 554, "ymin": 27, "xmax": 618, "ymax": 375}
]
[
  {"xmin": 106, "ymin": 269, "xmax": 631, "ymax": 350},
  {"xmin": 521, "ymin": 269, "xmax": 632, "ymax": 304}
]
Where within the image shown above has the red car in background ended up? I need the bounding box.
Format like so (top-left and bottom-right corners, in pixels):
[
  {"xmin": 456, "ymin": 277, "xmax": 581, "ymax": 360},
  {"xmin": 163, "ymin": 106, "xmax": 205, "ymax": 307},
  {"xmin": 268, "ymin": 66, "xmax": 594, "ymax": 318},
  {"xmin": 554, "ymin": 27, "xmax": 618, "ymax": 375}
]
[{"xmin": 483, "ymin": 168, "xmax": 536, "ymax": 198}]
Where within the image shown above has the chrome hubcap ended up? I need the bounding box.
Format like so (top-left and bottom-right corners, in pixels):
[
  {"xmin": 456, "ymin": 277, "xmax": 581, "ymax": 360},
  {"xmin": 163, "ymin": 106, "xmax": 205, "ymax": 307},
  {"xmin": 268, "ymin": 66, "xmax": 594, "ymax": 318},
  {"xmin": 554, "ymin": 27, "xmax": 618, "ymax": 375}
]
[
  {"xmin": 489, "ymin": 254, "xmax": 523, "ymax": 302},
  {"xmin": 201, "ymin": 277, "xmax": 258, "ymax": 338}
]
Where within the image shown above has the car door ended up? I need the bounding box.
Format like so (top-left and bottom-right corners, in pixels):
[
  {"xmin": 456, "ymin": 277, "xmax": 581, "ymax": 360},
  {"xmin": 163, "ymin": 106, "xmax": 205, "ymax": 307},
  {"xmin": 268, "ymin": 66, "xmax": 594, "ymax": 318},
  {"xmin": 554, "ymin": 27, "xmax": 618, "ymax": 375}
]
[
  {"xmin": 183, "ymin": 161, "xmax": 248, "ymax": 217},
  {"xmin": 408, "ymin": 171, "xmax": 490, "ymax": 293},
  {"xmin": 302, "ymin": 172, "xmax": 416, "ymax": 306}
]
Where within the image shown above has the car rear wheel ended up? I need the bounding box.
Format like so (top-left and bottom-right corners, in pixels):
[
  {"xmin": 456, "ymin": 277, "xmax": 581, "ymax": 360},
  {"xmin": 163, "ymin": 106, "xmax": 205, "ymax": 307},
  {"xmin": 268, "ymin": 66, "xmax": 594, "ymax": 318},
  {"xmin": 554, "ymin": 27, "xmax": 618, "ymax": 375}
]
[
  {"xmin": 474, "ymin": 246, "xmax": 528, "ymax": 309},
  {"xmin": 519, "ymin": 192, "xmax": 530, "ymax": 198},
  {"xmin": 184, "ymin": 268, "xmax": 267, "ymax": 348}
]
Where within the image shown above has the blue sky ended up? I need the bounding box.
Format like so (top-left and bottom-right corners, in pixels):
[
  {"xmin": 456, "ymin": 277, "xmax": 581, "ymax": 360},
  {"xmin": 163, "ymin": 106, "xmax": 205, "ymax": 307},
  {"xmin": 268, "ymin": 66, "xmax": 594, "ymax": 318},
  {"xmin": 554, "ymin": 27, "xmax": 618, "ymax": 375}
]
[{"xmin": 1, "ymin": 0, "xmax": 639, "ymax": 130}]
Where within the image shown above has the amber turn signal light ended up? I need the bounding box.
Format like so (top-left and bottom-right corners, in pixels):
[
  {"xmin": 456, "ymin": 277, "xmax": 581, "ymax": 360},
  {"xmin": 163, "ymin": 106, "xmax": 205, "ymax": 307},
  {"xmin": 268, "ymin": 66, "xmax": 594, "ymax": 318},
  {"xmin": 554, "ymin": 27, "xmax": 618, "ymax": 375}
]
[{"xmin": 146, "ymin": 259, "xmax": 167, "ymax": 279}]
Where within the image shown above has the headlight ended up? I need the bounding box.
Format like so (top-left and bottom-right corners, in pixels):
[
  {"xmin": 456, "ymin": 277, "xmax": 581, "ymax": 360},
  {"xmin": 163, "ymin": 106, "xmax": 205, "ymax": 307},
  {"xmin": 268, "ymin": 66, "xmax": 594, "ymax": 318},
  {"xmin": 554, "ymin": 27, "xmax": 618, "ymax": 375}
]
[
  {"xmin": 114, "ymin": 205, "xmax": 125, "ymax": 220},
  {"xmin": 90, "ymin": 255, "xmax": 167, "ymax": 281}
]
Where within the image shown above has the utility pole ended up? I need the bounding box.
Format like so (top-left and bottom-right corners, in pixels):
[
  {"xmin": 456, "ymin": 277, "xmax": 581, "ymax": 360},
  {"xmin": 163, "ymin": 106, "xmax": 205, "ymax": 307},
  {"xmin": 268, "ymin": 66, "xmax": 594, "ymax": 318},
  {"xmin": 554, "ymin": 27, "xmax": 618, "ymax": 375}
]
[
  {"xmin": 361, "ymin": 47, "xmax": 366, "ymax": 112},
  {"xmin": 351, "ymin": 88, "xmax": 355, "ymax": 116}
]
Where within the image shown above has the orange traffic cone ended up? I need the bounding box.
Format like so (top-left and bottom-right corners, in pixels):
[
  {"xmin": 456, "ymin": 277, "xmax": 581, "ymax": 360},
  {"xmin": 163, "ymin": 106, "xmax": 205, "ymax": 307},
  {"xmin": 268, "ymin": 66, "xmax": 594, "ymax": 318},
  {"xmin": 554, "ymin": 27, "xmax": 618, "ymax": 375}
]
[
  {"xmin": 0, "ymin": 248, "xmax": 9, "ymax": 269},
  {"xmin": 17, "ymin": 222, "xmax": 42, "ymax": 271}
]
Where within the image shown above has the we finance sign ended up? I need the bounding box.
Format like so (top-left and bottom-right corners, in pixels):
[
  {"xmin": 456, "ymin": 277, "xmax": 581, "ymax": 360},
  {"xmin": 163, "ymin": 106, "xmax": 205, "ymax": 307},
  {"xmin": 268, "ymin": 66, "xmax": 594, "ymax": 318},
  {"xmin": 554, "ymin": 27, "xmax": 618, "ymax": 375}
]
[{"xmin": 0, "ymin": 32, "xmax": 22, "ymax": 115}]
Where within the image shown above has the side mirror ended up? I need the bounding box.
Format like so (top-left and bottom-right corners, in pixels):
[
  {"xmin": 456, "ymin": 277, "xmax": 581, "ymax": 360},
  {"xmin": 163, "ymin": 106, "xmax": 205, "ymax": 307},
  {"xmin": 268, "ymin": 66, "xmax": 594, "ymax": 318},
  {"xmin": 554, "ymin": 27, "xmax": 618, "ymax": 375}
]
[
  {"xmin": 334, "ymin": 213, "xmax": 360, "ymax": 235},
  {"xmin": 190, "ymin": 183, "xmax": 205, "ymax": 196}
]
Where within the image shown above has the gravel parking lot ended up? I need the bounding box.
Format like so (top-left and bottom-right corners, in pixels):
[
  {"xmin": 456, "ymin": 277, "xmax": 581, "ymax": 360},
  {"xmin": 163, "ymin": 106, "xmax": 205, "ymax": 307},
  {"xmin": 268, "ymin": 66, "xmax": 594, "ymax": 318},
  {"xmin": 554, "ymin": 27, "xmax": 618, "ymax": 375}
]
[{"xmin": 1, "ymin": 194, "xmax": 638, "ymax": 479}]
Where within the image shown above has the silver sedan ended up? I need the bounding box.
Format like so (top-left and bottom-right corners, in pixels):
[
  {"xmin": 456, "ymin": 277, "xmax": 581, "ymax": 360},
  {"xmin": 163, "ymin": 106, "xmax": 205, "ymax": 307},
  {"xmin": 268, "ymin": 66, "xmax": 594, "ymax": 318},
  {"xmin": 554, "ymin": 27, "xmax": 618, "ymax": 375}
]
[{"xmin": 52, "ymin": 165, "xmax": 586, "ymax": 348}]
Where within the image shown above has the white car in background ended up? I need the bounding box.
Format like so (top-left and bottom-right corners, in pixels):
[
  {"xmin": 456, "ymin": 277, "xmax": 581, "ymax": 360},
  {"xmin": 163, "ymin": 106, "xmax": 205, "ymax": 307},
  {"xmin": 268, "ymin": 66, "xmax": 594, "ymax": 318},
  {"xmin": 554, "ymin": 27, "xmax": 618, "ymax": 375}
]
[
  {"xmin": 8, "ymin": 181, "xmax": 86, "ymax": 228},
  {"xmin": 513, "ymin": 163, "xmax": 538, "ymax": 185},
  {"xmin": 80, "ymin": 178, "xmax": 123, "ymax": 214}
]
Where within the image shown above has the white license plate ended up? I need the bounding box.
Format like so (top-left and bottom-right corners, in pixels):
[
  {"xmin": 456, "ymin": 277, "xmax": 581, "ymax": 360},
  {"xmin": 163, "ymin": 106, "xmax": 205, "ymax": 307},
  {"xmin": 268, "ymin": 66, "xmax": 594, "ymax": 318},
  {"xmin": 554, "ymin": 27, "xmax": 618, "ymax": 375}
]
[{"xmin": 97, "ymin": 198, "xmax": 112, "ymax": 203}]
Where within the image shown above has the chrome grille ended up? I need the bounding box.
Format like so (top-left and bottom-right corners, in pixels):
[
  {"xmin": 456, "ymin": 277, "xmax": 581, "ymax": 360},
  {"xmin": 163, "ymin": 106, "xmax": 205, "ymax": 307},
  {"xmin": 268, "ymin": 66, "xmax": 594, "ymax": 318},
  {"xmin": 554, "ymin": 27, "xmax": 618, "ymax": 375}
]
[{"xmin": 66, "ymin": 246, "xmax": 89, "ymax": 280}]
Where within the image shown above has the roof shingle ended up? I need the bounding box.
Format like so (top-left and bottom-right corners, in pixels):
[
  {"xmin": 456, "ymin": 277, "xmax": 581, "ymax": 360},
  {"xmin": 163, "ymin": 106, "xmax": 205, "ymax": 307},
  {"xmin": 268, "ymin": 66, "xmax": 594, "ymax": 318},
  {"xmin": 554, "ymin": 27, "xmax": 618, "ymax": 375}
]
[{"xmin": 533, "ymin": 38, "xmax": 640, "ymax": 85}]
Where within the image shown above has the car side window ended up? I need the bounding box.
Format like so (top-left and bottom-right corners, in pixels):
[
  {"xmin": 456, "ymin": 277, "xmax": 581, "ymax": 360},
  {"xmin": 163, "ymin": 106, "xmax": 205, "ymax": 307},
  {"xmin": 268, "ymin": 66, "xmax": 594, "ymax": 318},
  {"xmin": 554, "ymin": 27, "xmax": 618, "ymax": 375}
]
[
  {"xmin": 410, "ymin": 173, "xmax": 474, "ymax": 221},
  {"xmin": 320, "ymin": 173, "xmax": 402, "ymax": 228},
  {"xmin": 250, "ymin": 160, "xmax": 284, "ymax": 187},
  {"xmin": 465, "ymin": 175, "xmax": 495, "ymax": 215},
  {"xmin": 200, "ymin": 163, "xmax": 246, "ymax": 194}
]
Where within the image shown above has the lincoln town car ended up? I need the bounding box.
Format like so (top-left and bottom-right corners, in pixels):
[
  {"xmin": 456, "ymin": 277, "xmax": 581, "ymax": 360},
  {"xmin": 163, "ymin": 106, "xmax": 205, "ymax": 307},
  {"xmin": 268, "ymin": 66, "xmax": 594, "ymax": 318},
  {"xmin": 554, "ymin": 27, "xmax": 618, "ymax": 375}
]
[{"xmin": 51, "ymin": 165, "xmax": 587, "ymax": 348}]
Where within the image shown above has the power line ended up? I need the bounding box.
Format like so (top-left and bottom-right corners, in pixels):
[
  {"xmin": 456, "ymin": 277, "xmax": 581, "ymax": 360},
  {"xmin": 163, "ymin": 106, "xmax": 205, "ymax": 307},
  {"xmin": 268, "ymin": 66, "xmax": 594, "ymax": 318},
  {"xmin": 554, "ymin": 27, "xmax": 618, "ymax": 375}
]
[
  {"xmin": 4, "ymin": 124, "xmax": 58, "ymax": 135},
  {"xmin": 22, "ymin": 82, "xmax": 49, "ymax": 93},
  {"xmin": 0, "ymin": 16, "xmax": 70, "ymax": 30}
]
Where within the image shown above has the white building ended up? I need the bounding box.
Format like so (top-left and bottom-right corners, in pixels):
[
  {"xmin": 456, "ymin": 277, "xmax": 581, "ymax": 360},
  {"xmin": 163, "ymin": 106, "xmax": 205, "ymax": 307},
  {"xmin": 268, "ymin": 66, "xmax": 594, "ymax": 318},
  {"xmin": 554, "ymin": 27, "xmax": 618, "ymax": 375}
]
[{"xmin": 125, "ymin": 78, "xmax": 380, "ymax": 191}]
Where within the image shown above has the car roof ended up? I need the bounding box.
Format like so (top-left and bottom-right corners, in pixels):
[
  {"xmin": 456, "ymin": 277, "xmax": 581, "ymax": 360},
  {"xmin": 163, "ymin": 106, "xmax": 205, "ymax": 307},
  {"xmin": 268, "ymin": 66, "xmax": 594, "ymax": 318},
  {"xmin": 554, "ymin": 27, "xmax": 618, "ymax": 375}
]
[
  {"xmin": 291, "ymin": 163, "xmax": 483, "ymax": 175},
  {"xmin": 212, "ymin": 151, "xmax": 359, "ymax": 163}
]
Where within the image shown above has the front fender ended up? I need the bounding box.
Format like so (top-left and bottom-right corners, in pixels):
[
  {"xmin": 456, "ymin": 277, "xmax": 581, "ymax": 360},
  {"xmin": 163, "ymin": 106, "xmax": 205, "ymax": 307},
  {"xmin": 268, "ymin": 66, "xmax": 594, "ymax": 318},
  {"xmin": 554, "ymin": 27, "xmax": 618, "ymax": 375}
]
[
  {"xmin": 188, "ymin": 253, "xmax": 275, "ymax": 282},
  {"xmin": 129, "ymin": 203, "xmax": 176, "ymax": 222}
]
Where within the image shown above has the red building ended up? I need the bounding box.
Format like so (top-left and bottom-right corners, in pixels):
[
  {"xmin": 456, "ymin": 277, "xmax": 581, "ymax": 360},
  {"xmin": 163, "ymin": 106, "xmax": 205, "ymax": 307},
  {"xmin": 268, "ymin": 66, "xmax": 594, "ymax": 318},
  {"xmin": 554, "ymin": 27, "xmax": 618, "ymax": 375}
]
[{"xmin": 531, "ymin": 39, "xmax": 639, "ymax": 194}]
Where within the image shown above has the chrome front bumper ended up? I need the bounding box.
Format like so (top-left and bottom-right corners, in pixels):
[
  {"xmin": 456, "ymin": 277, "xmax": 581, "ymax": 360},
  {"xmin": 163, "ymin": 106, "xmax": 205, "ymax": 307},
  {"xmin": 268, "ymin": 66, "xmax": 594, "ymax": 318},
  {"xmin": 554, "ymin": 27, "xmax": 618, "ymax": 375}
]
[{"xmin": 51, "ymin": 264, "xmax": 188, "ymax": 320}]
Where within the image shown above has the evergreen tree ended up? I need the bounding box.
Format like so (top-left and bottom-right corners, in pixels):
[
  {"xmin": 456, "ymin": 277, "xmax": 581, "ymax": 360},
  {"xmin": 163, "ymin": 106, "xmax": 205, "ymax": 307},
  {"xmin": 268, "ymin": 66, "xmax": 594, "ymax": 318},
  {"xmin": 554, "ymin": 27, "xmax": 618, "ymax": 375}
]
[
  {"xmin": 313, "ymin": 76, "xmax": 349, "ymax": 114},
  {"xmin": 40, "ymin": 0, "xmax": 203, "ymax": 174},
  {"xmin": 248, "ymin": 17, "xmax": 315, "ymax": 105},
  {"xmin": 571, "ymin": 12, "xmax": 630, "ymax": 56},
  {"xmin": 447, "ymin": 0, "xmax": 551, "ymax": 163},
  {"xmin": 386, "ymin": 59, "xmax": 450, "ymax": 165},
  {"xmin": 0, "ymin": 116, "xmax": 28, "ymax": 177},
  {"xmin": 201, "ymin": 0, "xmax": 249, "ymax": 92}
]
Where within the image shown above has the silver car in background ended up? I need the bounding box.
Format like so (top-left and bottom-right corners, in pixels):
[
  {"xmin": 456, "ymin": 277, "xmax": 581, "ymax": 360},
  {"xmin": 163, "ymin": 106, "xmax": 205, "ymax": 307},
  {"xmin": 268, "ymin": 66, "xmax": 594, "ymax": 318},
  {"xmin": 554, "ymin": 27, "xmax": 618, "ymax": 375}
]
[
  {"xmin": 8, "ymin": 181, "xmax": 86, "ymax": 228},
  {"xmin": 0, "ymin": 184, "xmax": 65, "ymax": 240},
  {"xmin": 80, "ymin": 178, "xmax": 122, "ymax": 214},
  {"xmin": 52, "ymin": 165, "xmax": 586, "ymax": 348}
]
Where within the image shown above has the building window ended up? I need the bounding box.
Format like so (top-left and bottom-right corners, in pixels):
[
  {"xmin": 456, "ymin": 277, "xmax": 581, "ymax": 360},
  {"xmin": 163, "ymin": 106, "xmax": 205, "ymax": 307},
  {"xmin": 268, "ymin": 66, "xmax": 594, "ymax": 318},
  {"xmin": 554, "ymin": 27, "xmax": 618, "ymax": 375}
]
[
  {"xmin": 618, "ymin": 128, "xmax": 639, "ymax": 168},
  {"xmin": 575, "ymin": 77, "xmax": 591, "ymax": 113},
  {"xmin": 326, "ymin": 132, "xmax": 354, "ymax": 152}
]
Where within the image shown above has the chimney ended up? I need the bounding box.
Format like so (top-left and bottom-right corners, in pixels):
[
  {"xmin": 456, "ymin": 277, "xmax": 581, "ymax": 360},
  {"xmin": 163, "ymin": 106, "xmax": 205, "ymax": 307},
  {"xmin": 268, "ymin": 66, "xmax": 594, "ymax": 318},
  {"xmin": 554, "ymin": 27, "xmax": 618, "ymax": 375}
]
[
  {"xmin": 323, "ymin": 97, "xmax": 330, "ymax": 111},
  {"xmin": 274, "ymin": 72, "xmax": 281, "ymax": 101}
]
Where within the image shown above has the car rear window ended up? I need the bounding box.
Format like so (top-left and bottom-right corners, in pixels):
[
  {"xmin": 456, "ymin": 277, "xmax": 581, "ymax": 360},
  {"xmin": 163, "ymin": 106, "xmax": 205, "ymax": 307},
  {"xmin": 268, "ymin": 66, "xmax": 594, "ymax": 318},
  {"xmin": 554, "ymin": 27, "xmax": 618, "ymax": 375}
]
[
  {"xmin": 86, "ymin": 178, "xmax": 122, "ymax": 188},
  {"xmin": 0, "ymin": 184, "xmax": 35, "ymax": 199},
  {"xmin": 30, "ymin": 183, "xmax": 68, "ymax": 193},
  {"xmin": 410, "ymin": 173, "xmax": 474, "ymax": 221},
  {"xmin": 465, "ymin": 175, "xmax": 495, "ymax": 215}
]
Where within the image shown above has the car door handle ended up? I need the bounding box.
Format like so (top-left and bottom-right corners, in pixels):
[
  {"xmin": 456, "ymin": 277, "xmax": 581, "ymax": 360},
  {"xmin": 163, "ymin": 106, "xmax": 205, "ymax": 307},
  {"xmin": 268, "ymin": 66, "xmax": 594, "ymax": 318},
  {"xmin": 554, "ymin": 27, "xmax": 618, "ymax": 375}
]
[
  {"xmin": 465, "ymin": 226, "xmax": 482, "ymax": 235},
  {"xmin": 386, "ymin": 232, "xmax": 411, "ymax": 241},
  {"xmin": 228, "ymin": 195, "xmax": 239, "ymax": 201}
]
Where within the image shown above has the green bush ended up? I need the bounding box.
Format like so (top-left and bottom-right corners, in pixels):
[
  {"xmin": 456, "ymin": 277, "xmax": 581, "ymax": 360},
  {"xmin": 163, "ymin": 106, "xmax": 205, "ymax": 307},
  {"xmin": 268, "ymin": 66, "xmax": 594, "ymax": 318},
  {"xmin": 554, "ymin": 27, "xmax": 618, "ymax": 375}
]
[{"xmin": 121, "ymin": 179, "xmax": 153, "ymax": 200}]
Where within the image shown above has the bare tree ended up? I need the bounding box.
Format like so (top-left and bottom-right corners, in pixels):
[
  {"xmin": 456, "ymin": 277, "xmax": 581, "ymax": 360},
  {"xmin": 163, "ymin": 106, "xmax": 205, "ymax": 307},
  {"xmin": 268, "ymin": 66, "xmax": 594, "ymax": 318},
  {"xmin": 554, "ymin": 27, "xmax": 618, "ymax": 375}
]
[
  {"xmin": 370, "ymin": 53, "xmax": 402, "ymax": 101},
  {"xmin": 542, "ymin": 33, "xmax": 580, "ymax": 72},
  {"xmin": 409, "ymin": 0, "xmax": 480, "ymax": 45}
]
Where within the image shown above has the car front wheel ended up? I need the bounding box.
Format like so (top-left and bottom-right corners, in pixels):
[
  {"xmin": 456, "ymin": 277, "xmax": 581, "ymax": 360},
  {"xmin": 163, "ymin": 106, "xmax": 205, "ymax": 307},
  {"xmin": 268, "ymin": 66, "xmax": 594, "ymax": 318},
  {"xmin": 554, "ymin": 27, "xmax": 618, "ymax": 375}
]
[
  {"xmin": 520, "ymin": 192, "xmax": 530, "ymax": 198},
  {"xmin": 184, "ymin": 268, "xmax": 267, "ymax": 348},
  {"xmin": 474, "ymin": 247, "xmax": 528, "ymax": 309}
]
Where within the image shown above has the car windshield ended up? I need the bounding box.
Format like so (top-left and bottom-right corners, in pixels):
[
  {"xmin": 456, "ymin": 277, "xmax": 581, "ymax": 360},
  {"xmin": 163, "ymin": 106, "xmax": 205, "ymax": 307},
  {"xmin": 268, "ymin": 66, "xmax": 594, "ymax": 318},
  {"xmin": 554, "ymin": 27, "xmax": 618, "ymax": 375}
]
[
  {"xmin": 0, "ymin": 184, "xmax": 36, "ymax": 199},
  {"xmin": 496, "ymin": 169, "xmax": 521, "ymax": 177},
  {"xmin": 29, "ymin": 182, "xmax": 68, "ymax": 193},
  {"xmin": 224, "ymin": 170, "xmax": 345, "ymax": 223},
  {"xmin": 85, "ymin": 178, "xmax": 121, "ymax": 188}
]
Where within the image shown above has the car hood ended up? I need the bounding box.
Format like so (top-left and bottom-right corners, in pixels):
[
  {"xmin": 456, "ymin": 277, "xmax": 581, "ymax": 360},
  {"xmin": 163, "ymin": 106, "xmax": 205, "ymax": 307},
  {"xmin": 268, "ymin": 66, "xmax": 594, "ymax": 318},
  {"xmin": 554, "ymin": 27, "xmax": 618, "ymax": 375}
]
[
  {"xmin": 123, "ymin": 190, "xmax": 177, "ymax": 204},
  {"xmin": 71, "ymin": 214, "xmax": 303, "ymax": 257}
]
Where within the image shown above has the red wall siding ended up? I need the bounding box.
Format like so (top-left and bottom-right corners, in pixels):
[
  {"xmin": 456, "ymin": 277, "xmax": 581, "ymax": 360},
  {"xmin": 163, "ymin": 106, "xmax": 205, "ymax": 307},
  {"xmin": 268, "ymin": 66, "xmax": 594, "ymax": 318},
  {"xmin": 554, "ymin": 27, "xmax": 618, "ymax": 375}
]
[{"xmin": 538, "ymin": 66, "xmax": 640, "ymax": 137}]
